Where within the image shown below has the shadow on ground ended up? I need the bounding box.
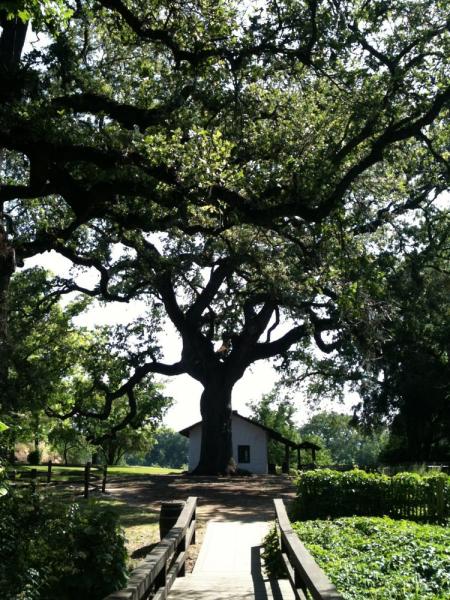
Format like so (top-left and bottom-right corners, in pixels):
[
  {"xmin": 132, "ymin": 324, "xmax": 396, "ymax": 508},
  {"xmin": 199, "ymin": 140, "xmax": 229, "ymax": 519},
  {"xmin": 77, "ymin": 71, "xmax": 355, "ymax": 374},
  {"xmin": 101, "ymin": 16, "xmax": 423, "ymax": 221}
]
[{"xmin": 108, "ymin": 474, "xmax": 296, "ymax": 523}]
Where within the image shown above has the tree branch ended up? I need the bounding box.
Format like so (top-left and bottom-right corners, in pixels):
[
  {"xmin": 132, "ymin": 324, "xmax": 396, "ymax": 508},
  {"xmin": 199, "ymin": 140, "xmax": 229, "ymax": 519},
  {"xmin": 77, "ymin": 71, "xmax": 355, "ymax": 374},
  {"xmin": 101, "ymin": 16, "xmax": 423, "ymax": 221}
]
[
  {"xmin": 52, "ymin": 87, "xmax": 193, "ymax": 131},
  {"xmin": 252, "ymin": 323, "xmax": 309, "ymax": 361},
  {"xmin": 185, "ymin": 260, "xmax": 233, "ymax": 324}
]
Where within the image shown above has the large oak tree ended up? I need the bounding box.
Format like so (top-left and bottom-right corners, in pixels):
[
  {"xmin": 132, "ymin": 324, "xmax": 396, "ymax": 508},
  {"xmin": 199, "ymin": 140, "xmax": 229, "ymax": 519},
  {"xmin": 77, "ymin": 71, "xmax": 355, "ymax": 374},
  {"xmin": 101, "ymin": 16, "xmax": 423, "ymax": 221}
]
[{"xmin": 1, "ymin": 1, "xmax": 449, "ymax": 472}]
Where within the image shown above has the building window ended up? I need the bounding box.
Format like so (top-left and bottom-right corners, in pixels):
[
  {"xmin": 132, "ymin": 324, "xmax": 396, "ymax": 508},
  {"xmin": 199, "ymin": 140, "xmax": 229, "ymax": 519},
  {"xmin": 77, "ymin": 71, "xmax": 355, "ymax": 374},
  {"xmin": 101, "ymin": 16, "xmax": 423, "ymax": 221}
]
[{"xmin": 238, "ymin": 445, "xmax": 250, "ymax": 463}]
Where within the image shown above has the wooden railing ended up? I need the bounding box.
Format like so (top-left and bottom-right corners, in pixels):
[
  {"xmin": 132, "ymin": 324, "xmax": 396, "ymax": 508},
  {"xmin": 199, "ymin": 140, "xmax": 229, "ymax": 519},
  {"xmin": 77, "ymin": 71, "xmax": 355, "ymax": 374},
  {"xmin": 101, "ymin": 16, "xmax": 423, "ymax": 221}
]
[
  {"xmin": 104, "ymin": 496, "xmax": 197, "ymax": 600},
  {"xmin": 274, "ymin": 499, "xmax": 343, "ymax": 600}
]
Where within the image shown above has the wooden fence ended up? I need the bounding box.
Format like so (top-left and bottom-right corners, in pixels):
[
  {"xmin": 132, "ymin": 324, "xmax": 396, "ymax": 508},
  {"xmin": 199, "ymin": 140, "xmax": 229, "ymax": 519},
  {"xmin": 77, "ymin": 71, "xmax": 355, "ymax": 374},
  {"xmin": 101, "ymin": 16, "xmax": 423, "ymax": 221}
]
[
  {"xmin": 104, "ymin": 496, "xmax": 197, "ymax": 600},
  {"xmin": 274, "ymin": 498, "xmax": 343, "ymax": 600},
  {"xmin": 83, "ymin": 462, "xmax": 108, "ymax": 497},
  {"xmin": 7, "ymin": 461, "xmax": 108, "ymax": 496}
]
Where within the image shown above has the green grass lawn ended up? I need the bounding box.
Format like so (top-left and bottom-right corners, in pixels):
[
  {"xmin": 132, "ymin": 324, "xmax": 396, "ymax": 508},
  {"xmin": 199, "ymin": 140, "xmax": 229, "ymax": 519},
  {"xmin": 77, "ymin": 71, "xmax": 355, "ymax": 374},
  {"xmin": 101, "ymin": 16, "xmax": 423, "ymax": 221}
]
[
  {"xmin": 95, "ymin": 497, "xmax": 161, "ymax": 566},
  {"xmin": 15, "ymin": 464, "xmax": 183, "ymax": 481},
  {"xmin": 107, "ymin": 465, "xmax": 184, "ymax": 476}
]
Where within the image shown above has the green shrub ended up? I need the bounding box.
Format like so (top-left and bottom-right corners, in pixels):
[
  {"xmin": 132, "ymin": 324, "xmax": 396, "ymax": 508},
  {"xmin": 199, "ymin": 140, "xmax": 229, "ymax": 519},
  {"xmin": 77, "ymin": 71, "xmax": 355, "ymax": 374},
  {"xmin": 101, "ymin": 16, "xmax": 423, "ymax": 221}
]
[
  {"xmin": 293, "ymin": 469, "xmax": 449, "ymax": 522},
  {"xmin": 0, "ymin": 489, "xmax": 128, "ymax": 599},
  {"xmin": 27, "ymin": 449, "xmax": 42, "ymax": 465},
  {"xmin": 262, "ymin": 516, "xmax": 450, "ymax": 599},
  {"xmin": 261, "ymin": 525, "xmax": 286, "ymax": 579}
]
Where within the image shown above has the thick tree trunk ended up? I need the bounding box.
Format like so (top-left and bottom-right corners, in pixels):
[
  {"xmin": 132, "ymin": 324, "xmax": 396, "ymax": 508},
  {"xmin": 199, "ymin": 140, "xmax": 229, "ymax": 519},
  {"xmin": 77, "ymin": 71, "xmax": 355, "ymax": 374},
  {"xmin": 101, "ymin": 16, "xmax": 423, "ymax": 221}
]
[
  {"xmin": 0, "ymin": 13, "xmax": 27, "ymax": 399},
  {"xmin": 0, "ymin": 218, "xmax": 15, "ymax": 402},
  {"xmin": 192, "ymin": 377, "xmax": 235, "ymax": 475},
  {"xmin": 107, "ymin": 444, "xmax": 118, "ymax": 466},
  {"xmin": 0, "ymin": 12, "xmax": 28, "ymax": 70}
]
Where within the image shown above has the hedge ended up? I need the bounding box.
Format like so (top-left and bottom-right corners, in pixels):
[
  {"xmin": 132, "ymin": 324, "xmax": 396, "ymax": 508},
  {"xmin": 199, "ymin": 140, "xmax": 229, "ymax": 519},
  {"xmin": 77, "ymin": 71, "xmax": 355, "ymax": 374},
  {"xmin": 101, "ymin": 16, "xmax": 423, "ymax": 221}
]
[{"xmin": 293, "ymin": 469, "xmax": 450, "ymax": 522}]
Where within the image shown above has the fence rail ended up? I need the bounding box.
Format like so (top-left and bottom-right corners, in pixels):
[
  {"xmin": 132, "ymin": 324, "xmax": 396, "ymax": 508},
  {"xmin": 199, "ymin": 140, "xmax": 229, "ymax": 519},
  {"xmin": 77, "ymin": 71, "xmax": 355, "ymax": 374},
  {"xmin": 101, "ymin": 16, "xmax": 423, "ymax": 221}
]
[
  {"xmin": 84, "ymin": 462, "xmax": 108, "ymax": 497},
  {"xmin": 274, "ymin": 499, "xmax": 342, "ymax": 600},
  {"xmin": 6, "ymin": 462, "xmax": 108, "ymax": 496},
  {"xmin": 104, "ymin": 496, "xmax": 197, "ymax": 600}
]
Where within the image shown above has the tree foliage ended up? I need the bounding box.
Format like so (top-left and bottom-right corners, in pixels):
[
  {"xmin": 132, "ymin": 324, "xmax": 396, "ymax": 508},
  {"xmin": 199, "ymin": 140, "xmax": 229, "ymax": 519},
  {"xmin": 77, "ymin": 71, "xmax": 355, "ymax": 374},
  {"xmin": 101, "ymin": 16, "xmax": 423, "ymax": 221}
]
[
  {"xmin": 248, "ymin": 389, "xmax": 301, "ymax": 465},
  {"xmin": 140, "ymin": 427, "xmax": 188, "ymax": 469},
  {"xmin": 300, "ymin": 412, "xmax": 388, "ymax": 466},
  {"xmin": 360, "ymin": 228, "xmax": 450, "ymax": 462},
  {"xmin": 1, "ymin": 268, "xmax": 172, "ymax": 461},
  {"xmin": 1, "ymin": 1, "xmax": 449, "ymax": 472},
  {"xmin": 295, "ymin": 212, "xmax": 449, "ymax": 463}
]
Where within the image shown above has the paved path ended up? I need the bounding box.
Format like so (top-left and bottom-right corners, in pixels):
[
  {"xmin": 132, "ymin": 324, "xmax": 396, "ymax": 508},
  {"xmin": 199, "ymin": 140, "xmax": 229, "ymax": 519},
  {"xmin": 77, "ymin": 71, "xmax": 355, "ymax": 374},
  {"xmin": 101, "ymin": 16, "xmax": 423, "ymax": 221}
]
[
  {"xmin": 168, "ymin": 521, "xmax": 295, "ymax": 599},
  {"xmin": 108, "ymin": 474, "xmax": 296, "ymax": 564}
]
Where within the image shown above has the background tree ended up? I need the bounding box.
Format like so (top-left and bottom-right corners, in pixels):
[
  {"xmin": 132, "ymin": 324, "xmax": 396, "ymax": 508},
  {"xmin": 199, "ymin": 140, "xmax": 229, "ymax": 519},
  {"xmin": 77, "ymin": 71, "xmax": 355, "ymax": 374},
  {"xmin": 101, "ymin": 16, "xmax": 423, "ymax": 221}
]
[
  {"xmin": 294, "ymin": 210, "xmax": 449, "ymax": 463},
  {"xmin": 247, "ymin": 390, "xmax": 301, "ymax": 466},
  {"xmin": 1, "ymin": 1, "xmax": 449, "ymax": 473},
  {"xmin": 47, "ymin": 422, "xmax": 90, "ymax": 465},
  {"xmin": 2, "ymin": 267, "xmax": 172, "ymax": 462},
  {"xmin": 0, "ymin": 267, "xmax": 91, "ymax": 460},
  {"xmin": 299, "ymin": 412, "xmax": 388, "ymax": 466},
  {"xmin": 78, "ymin": 389, "xmax": 170, "ymax": 465},
  {"xmin": 141, "ymin": 427, "xmax": 188, "ymax": 469},
  {"xmin": 356, "ymin": 217, "xmax": 450, "ymax": 462}
]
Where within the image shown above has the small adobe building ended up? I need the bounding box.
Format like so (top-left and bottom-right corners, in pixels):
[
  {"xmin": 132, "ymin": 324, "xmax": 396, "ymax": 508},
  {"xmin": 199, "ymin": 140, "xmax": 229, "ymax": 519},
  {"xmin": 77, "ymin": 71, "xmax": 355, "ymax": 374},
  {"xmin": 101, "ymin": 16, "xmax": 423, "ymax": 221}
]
[{"xmin": 179, "ymin": 410, "xmax": 320, "ymax": 474}]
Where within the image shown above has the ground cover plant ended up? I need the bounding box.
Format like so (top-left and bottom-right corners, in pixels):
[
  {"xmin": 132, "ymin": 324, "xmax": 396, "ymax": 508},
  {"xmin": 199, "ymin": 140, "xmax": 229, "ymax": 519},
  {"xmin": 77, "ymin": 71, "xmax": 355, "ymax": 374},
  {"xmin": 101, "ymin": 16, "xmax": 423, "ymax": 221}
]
[
  {"xmin": 293, "ymin": 469, "xmax": 450, "ymax": 522},
  {"xmin": 264, "ymin": 517, "xmax": 450, "ymax": 600}
]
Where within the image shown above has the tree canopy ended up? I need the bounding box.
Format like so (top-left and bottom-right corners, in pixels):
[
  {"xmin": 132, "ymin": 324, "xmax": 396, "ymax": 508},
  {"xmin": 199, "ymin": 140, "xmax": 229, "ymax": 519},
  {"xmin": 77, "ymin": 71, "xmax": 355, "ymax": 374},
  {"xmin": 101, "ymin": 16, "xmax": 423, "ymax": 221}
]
[{"xmin": 1, "ymin": 0, "xmax": 449, "ymax": 472}]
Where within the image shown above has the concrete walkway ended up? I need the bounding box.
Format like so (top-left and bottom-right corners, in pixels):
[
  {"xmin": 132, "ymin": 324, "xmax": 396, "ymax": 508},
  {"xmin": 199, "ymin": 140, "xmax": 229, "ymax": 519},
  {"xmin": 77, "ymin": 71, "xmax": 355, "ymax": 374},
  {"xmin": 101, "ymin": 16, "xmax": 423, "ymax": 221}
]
[{"xmin": 168, "ymin": 521, "xmax": 295, "ymax": 599}]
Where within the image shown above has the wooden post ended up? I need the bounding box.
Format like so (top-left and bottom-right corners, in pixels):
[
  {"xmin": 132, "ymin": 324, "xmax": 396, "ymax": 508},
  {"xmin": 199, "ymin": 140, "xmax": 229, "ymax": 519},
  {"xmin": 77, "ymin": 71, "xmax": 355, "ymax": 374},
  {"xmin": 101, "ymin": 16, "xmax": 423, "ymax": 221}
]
[
  {"xmin": 159, "ymin": 501, "xmax": 185, "ymax": 539},
  {"xmin": 297, "ymin": 447, "xmax": 301, "ymax": 470},
  {"xmin": 436, "ymin": 477, "xmax": 444, "ymax": 521},
  {"xmin": 282, "ymin": 444, "xmax": 290, "ymax": 473},
  {"xmin": 47, "ymin": 460, "xmax": 52, "ymax": 484},
  {"xmin": 102, "ymin": 464, "xmax": 107, "ymax": 493},
  {"xmin": 84, "ymin": 462, "xmax": 91, "ymax": 499},
  {"xmin": 178, "ymin": 535, "xmax": 187, "ymax": 578},
  {"xmin": 191, "ymin": 505, "xmax": 196, "ymax": 545},
  {"xmin": 30, "ymin": 468, "xmax": 37, "ymax": 491}
]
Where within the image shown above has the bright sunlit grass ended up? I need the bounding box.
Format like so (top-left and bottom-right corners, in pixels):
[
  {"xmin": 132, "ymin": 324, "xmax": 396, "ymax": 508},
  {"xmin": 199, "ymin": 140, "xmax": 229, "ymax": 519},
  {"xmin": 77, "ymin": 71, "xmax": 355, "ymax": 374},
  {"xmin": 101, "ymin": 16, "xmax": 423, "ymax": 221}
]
[{"xmin": 16, "ymin": 465, "xmax": 183, "ymax": 477}]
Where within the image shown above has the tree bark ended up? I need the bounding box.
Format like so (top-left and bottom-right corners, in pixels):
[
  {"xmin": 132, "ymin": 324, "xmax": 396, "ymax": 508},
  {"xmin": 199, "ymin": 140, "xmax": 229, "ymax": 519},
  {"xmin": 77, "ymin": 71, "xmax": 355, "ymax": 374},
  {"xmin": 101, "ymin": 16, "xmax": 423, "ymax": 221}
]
[
  {"xmin": 0, "ymin": 12, "xmax": 28, "ymax": 70},
  {"xmin": 0, "ymin": 214, "xmax": 15, "ymax": 402},
  {"xmin": 192, "ymin": 375, "xmax": 235, "ymax": 475},
  {"xmin": 0, "ymin": 12, "xmax": 28, "ymax": 397},
  {"xmin": 107, "ymin": 444, "xmax": 118, "ymax": 466}
]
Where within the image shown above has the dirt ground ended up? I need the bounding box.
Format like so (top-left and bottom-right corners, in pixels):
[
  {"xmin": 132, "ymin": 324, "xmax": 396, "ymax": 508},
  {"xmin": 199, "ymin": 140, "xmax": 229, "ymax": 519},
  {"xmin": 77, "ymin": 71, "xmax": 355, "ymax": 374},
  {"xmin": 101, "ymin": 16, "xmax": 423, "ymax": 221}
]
[{"xmin": 106, "ymin": 474, "xmax": 297, "ymax": 570}]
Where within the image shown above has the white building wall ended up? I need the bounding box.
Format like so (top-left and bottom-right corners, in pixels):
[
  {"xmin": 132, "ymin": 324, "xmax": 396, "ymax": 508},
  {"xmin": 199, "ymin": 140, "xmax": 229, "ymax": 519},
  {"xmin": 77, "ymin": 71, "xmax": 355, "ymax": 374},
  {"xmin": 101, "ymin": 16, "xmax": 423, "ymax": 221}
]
[
  {"xmin": 186, "ymin": 414, "xmax": 268, "ymax": 474},
  {"xmin": 232, "ymin": 415, "xmax": 268, "ymax": 474}
]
